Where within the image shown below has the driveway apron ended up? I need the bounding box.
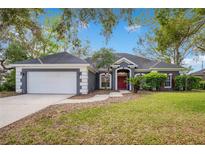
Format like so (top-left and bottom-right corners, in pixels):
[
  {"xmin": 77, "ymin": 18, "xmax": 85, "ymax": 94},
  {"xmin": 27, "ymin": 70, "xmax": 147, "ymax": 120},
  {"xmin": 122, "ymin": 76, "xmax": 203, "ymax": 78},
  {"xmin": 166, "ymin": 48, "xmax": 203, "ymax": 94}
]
[{"xmin": 0, "ymin": 94, "xmax": 71, "ymax": 128}]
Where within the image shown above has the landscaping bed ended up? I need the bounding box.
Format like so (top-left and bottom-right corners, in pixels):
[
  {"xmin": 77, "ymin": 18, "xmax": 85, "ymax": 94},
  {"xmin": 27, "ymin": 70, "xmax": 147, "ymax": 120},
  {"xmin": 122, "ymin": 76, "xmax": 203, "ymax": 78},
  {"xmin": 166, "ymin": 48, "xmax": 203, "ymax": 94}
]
[
  {"xmin": 0, "ymin": 91, "xmax": 18, "ymax": 98},
  {"xmin": 1, "ymin": 91, "xmax": 205, "ymax": 144}
]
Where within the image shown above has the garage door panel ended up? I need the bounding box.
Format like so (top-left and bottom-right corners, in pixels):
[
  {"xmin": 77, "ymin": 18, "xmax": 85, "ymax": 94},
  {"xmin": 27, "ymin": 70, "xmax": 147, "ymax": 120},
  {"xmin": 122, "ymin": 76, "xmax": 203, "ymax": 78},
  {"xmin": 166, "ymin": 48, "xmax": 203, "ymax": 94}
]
[{"xmin": 27, "ymin": 71, "xmax": 77, "ymax": 94}]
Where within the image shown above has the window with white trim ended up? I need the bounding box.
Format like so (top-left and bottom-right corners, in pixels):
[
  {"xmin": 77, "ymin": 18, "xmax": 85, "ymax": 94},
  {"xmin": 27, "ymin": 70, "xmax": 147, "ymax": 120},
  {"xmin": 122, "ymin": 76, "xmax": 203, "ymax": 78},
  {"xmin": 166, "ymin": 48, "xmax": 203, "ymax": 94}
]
[
  {"xmin": 164, "ymin": 73, "xmax": 172, "ymax": 88},
  {"xmin": 100, "ymin": 73, "xmax": 112, "ymax": 89}
]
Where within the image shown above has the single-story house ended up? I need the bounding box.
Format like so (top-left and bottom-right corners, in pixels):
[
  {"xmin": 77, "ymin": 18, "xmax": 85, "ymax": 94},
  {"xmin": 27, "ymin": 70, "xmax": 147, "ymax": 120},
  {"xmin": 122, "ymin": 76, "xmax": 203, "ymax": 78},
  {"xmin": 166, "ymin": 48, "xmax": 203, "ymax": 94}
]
[
  {"xmin": 11, "ymin": 52, "xmax": 183, "ymax": 95},
  {"xmin": 190, "ymin": 68, "xmax": 205, "ymax": 80}
]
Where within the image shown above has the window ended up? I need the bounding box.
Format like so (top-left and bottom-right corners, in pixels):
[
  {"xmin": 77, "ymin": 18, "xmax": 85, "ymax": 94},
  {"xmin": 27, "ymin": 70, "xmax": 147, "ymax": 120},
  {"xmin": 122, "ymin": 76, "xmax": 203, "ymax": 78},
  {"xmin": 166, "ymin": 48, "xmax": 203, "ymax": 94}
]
[
  {"xmin": 164, "ymin": 73, "xmax": 172, "ymax": 88},
  {"xmin": 100, "ymin": 73, "xmax": 112, "ymax": 89}
]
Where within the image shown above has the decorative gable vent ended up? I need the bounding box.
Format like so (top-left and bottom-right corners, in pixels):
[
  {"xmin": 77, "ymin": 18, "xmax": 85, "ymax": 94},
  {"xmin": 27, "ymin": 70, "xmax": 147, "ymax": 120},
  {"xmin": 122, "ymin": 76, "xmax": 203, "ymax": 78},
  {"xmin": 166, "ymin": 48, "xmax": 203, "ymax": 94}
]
[{"xmin": 112, "ymin": 57, "xmax": 138, "ymax": 69}]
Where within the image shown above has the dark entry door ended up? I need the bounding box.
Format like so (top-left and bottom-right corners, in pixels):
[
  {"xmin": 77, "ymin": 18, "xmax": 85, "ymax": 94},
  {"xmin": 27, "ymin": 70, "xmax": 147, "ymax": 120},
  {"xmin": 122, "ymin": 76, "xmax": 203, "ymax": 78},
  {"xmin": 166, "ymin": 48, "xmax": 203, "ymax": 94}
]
[{"xmin": 118, "ymin": 76, "xmax": 127, "ymax": 90}]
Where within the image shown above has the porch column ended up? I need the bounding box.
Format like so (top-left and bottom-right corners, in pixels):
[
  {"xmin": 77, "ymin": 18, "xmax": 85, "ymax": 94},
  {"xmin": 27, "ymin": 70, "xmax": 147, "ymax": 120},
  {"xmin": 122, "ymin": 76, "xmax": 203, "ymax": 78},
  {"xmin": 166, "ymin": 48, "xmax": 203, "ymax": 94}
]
[
  {"xmin": 112, "ymin": 68, "xmax": 116, "ymax": 90},
  {"xmin": 130, "ymin": 68, "xmax": 135, "ymax": 91}
]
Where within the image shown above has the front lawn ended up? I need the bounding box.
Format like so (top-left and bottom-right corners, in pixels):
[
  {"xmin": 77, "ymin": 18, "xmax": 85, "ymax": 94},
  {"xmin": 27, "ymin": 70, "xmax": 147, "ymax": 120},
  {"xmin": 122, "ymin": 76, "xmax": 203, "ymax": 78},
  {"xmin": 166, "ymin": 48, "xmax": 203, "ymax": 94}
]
[{"xmin": 1, "ymin": 92, "xmax": 205, "ymax": 144}]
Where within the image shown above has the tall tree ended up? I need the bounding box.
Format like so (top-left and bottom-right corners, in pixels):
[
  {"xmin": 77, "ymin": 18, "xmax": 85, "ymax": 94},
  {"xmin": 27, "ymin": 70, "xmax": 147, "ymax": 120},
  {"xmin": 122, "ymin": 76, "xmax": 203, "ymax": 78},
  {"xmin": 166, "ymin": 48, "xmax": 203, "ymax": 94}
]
[
  {"xmin": 135, "ymin": 8, "xmax": 205, "ymax": 65},
  {"xmin": 70, "ymin": 39, "xmax": 91, "ymax": 58},
  {"xmin": 54, "ymin": 9, "xmax": 134, "ymax": 43},
  {"xmin": 0, "ymin": 9, "xmax": 44, "ymax": 72},
  {"xmin": 21, "ymin": 16, "xmax": 63, "ymax": 58},
  {"xmin": 0, "ymin": 42, "xmax": 28, "ymax": 84},
  {"xmin": 92, "ymin": 48, "xmax": 116, "ymax": 89}
]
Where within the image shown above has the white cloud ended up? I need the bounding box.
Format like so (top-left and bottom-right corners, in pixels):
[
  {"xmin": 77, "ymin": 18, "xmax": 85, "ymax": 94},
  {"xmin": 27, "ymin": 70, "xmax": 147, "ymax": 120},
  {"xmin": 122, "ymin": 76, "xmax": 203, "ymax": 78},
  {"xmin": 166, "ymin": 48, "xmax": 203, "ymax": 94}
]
[
  {"xmin": 125, "ymin": 24, "xmax": 141, "ymax": 32},
  {"xmin": 183, "ymin": 55, "xmax": 205, "ymax": 72}
]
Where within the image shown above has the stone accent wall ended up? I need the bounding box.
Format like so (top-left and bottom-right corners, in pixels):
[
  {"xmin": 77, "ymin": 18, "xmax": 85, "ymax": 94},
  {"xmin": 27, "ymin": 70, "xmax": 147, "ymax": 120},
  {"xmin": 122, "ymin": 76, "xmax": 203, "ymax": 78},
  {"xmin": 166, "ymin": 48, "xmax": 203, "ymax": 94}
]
[
  {"xmin": 16, "ymin": 67, "xmax": 22, "ymax": 93},
  {"xmin": 79, "ymin": 68, "xmax": 88, "ymax": 94}
]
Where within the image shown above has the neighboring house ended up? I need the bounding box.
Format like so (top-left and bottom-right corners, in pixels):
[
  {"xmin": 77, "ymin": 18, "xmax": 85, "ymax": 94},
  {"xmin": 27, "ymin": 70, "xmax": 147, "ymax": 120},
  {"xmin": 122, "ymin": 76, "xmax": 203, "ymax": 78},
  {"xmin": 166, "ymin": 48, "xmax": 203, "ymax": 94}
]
[
  {"xmin": 190, "ymin": 68, "xmax": 205, "ymax": 80},
  {"xmin": 11, "ymin": 52, "xmax": 183, "ymax": 95}
]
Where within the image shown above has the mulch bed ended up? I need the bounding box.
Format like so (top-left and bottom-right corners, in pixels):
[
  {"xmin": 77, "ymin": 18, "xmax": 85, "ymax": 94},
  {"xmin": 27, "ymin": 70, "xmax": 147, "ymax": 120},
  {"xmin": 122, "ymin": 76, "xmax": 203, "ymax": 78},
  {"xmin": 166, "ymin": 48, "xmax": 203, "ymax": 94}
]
[
  {"xmin": 0, "ymin": 92, "xmax": 144, "ymax": 133},
  {"xmin": 0, "ymin": 91, "xmax": 18, "ymax": 98}
]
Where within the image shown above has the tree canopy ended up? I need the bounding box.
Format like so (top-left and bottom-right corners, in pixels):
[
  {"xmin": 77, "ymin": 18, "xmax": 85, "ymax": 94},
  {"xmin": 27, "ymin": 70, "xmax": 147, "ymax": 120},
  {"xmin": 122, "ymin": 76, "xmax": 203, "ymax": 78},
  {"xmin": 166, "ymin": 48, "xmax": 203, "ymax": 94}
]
[
  {"xmin": 92, "ymin": 48, "xmax": 116, "ymax": 89},
  {"xmin": 135, "ymin": 8, "xmax": 205, "ymax": 65},
  {"xmin": 92, "ymin": 48, "xmax": 116, "ymax": 69}
]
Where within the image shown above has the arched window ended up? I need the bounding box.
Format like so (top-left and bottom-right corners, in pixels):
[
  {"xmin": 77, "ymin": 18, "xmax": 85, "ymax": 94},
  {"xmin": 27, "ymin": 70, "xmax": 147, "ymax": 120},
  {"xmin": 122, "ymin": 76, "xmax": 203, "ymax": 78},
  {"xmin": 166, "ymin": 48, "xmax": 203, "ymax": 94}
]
[{"xmin": 99, "ymin": 73, "xmax": 112, "ymax": 89}]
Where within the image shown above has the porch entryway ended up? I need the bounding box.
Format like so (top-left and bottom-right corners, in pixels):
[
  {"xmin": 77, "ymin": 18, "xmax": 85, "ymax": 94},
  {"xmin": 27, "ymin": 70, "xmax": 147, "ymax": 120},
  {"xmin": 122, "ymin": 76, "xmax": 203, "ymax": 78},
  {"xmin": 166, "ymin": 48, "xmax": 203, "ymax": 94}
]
[{"xmin": 116, "ymin": 69, "xmax": 130, "ymax": 90}]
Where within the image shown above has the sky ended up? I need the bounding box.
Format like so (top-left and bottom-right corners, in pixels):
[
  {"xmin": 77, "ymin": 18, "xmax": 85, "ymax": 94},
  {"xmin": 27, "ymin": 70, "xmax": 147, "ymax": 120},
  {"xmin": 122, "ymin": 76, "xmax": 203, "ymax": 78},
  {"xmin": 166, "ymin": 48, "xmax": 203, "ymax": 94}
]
[{"xmin": 40, "ymin": 8, "xmax": 204, "ymax": 72}]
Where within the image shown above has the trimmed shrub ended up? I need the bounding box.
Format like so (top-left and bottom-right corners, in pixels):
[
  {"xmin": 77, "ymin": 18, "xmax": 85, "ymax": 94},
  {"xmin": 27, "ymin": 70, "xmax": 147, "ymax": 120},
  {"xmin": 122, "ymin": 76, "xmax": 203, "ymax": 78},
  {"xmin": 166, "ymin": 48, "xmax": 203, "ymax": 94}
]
[
  {"xmin": 175, "ymin": 75, "xmax": 202, "ymax": 91},
  {"xmin": 142, "ymin": 72, "xmax": 167, "ymax": 91},
  {"xmin": 199, "ymin": 80, "xmax": 205, "ymax": 90},
  {"xmin": 188, "ymin": 76, "xmax": 202, "ymax": 90}
]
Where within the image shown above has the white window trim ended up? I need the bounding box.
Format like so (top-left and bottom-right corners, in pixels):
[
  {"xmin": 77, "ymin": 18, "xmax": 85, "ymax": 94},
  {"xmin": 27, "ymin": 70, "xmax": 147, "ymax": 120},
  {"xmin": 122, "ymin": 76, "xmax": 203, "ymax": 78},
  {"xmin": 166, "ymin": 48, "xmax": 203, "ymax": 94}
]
[
  {"xmin": 164, "ymin": 73, "xmax": 173, "ymax": 88},
  {"xmin": 115, "ymin": 67, "xmax": 132, "ymax": 90},
  {"xmin": 134, "ymin": 73, "xmax": 145, "ymax": 77},
  {"xmin": 99, "ymin": 73, "xmax": 112, "ymax": 89}
]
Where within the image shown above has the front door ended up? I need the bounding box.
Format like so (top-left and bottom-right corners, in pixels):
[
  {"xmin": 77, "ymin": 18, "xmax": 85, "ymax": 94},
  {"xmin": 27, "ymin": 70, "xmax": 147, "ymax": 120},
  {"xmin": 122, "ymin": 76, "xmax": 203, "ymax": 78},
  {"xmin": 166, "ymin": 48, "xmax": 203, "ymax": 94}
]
[{"xmin": 118, "ymin": 76, "xmax": 127, "ymax": 90}]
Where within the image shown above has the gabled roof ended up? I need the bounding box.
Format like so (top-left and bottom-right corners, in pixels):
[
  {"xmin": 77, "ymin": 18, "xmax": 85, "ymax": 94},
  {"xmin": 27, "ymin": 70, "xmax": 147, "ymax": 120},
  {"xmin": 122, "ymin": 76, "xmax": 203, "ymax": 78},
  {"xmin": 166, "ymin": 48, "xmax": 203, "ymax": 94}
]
[
  {"xmin": 85, "ymin": 52, "xmax": 183, "ymax": 70},
  {"xmin": 115, "ymin": 53, "xmax": 156, "ymax": 69},
  {"xmin": 115, "ymin": 53, "xmax": 182, "ymax": 69},
  {"xmin": 191, "ymin": 68, "xmax": 205, "ymax": 76},
  {"xmin": 14, "ymin": 52, "xmax": 88, "ymax": 64},
  {"xmin": 14, "ymin": 51, "xmax": 183, "ymax": 71}
]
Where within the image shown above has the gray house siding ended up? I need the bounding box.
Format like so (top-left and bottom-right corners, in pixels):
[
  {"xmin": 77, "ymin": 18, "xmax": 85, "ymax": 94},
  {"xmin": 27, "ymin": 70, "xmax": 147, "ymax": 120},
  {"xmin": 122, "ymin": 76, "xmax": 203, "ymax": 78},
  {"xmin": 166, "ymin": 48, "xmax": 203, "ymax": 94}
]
[
  {"xmin": 88, "ymin": 70, "xmax": 96, "ymax": 92},
  {"xmin": 95, "ymin": 72, "xmax": 100, "ymax": 89}
]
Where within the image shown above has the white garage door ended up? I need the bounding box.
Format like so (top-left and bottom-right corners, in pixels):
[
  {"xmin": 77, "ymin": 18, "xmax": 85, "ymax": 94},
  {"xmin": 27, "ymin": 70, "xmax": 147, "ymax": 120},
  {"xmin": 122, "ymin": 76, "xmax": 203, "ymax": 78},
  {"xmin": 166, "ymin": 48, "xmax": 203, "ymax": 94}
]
[{"xmin": 27, "ymin": 71, "xmax": 77, "ymax": 94}]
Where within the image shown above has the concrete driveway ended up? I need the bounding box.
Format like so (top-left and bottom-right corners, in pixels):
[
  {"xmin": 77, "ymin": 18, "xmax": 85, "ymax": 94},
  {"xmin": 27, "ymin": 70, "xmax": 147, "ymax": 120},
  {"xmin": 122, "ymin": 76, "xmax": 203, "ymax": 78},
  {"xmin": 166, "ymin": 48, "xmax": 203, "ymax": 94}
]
[{"xmin": 0, "ymin": 94, "xmax": 72, "ymax": 128}]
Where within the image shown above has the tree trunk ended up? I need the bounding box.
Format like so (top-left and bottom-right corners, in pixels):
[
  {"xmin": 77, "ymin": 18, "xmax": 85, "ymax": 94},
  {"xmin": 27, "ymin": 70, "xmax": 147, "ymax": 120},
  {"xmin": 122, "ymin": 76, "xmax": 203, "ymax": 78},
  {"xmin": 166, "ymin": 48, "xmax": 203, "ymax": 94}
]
[
  {"xmin": 175, "ymin": 48, "xmax": 180, "ymax": 65},
  {"xmin": 0, "ymin": 59, "xmax": 12, "ymax": 72}
]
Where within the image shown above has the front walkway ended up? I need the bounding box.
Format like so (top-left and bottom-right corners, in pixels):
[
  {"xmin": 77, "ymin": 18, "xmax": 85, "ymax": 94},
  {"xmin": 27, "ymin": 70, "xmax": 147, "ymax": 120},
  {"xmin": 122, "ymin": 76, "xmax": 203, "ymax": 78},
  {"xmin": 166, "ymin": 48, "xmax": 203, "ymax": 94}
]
[{"xmin": 58, "ymin": 91, "xmax": 130, "ymax": 104}]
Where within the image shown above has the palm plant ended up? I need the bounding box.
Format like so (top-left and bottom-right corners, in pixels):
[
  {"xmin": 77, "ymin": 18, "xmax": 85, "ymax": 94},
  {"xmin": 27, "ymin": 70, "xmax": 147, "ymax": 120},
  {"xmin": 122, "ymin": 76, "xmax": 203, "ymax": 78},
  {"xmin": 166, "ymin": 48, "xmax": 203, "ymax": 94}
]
[{"xmin": 127, "ymin": 76, "xmax": 142, "ymax": 93}]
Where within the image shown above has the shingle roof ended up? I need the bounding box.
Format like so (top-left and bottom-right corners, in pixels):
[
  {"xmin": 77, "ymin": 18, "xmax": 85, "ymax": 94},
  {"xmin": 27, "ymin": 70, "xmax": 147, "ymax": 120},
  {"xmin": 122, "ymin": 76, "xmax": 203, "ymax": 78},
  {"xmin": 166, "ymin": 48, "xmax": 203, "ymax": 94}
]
[
  {"xmin": 14, "ymin": 52, "xmax": 88, "ymax": 64},
  {"xmin": 14, "ymin": 51, "xmax": 183, "ymax": 70},
  {"xmin": 114, "ymin": 53, "xmax": 182, "ymax": 69},
  {"xmin": 191, "ymin": 68, "xmax": 205, "ymax": 76},
  {"xmin": 150, "ymin": 61, "xmax": 182, "ymax": 69},
  {"xmin": 115, "ymin": 53, "xmax": 156, "ymax": 69}
]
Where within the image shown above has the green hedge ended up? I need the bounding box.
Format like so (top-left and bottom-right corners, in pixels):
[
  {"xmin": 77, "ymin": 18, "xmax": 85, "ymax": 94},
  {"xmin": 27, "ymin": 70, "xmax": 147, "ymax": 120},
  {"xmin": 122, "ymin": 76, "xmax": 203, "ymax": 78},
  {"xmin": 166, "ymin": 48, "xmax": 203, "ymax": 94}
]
[
  {"xmin": 142, "ymin": 72, "xmax": 167, "ymax": 91},
  {"xmin": 199, "ymin": 81, "xmax": 205, "ymax": 90},
  {"xmin": 175, "ymin": 75, "xmax": 202, "ymax": 91}
]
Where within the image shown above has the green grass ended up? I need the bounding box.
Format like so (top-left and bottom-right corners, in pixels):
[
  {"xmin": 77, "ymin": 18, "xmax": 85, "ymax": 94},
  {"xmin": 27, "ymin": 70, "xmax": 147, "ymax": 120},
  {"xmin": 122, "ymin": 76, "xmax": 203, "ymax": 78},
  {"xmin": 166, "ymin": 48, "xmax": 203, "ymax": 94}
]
[{"xmin": 1, "ymin": 92, "xmax": 205, "ymax": 144}]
